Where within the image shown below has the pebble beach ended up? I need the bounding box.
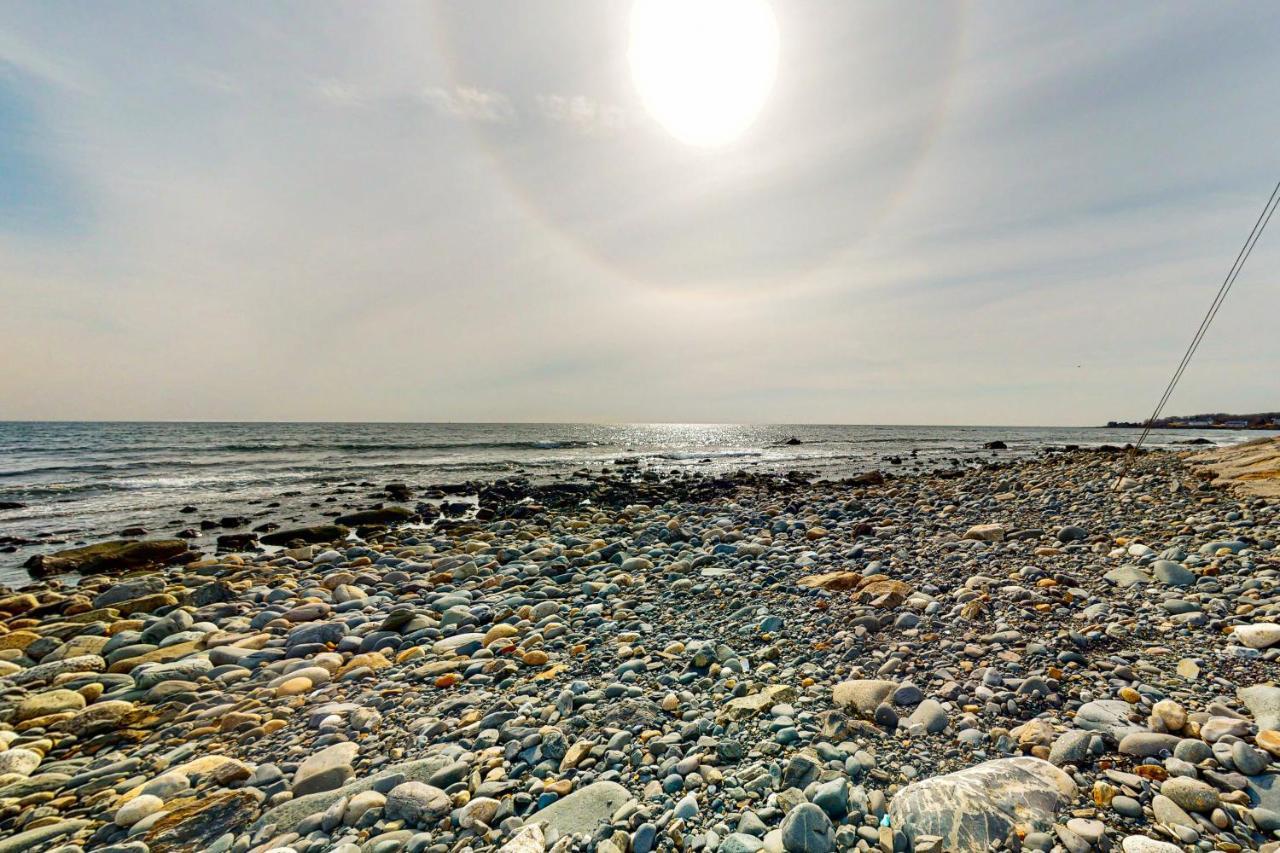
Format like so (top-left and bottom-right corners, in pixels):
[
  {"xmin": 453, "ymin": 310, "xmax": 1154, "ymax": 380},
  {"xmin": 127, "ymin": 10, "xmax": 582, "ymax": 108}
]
[{"xmin": 2, "ymin": 442, "xmax": 1280, "ymax": 853}]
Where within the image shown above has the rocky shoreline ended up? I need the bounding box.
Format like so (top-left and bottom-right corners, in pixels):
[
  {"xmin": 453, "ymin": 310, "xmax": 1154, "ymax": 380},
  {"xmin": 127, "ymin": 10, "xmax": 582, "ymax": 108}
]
[{"xmin": 0, "ymin": 447, "xmax": 1278, "ymax": 852}]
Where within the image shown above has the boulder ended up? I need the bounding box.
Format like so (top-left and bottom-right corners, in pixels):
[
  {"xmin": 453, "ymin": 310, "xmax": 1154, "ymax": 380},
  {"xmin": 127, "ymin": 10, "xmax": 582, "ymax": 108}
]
[
  {"xmin": 334, "ymin": 507, "xmax": 415, "ymax": 526},
  {"xmin": 25, "ymin": 539, "xmax": 188, "ymax": 576},
  {"xmin": 259, "ymin": 524, "xmax": 350, "ymax": 546},
  {"xmin": 887, "ymin": 757, "xmax": 1076, "ymax": 851}
]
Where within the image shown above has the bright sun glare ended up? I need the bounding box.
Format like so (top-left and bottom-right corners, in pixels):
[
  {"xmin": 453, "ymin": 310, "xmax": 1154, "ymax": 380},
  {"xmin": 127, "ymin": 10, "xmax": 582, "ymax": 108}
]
[{"xmin": 628, "ymin": 0, "xmax": 779, "ymax": 147}]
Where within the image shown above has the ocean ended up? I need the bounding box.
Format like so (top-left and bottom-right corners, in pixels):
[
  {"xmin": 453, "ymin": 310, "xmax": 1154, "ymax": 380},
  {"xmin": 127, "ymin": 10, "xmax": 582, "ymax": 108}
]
[{"xmin": 0, "ymin": 421, "xmax": 1261, "ymax": 585}]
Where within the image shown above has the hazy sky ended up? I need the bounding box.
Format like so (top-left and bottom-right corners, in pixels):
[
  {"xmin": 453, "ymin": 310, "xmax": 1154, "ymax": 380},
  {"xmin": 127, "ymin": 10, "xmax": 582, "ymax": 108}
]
[{"xmin": 2, "ymin": 1, "xmax": 1278, "ymax": 424}]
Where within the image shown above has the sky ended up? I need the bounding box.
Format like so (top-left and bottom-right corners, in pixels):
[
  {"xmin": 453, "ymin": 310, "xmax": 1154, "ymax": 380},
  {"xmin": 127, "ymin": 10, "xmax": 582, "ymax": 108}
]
[{"xmin": 1, "ymin": 1, "xmax": 1278, "ymax": 425}]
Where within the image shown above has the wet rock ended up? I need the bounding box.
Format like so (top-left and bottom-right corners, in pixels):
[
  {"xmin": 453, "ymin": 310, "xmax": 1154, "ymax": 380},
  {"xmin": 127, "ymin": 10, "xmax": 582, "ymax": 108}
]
[{"xmin": 25, "ymin": 538, "xmax": 188, "ymax": 576}]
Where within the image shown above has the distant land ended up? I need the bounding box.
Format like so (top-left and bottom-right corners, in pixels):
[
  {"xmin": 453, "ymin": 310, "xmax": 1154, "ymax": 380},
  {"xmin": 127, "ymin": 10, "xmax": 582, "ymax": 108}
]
[{"xmin": 1106, "ymin": 412, "xmax": 1280, "ymax": 429}]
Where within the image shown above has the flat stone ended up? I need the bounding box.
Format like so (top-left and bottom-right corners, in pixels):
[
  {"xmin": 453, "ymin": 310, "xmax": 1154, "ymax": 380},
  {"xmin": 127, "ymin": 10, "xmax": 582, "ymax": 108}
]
[
  {"xmin": 534, "ymin": 780, "xmax": 632, "ymax": 837},
  {"xmin": 1241, "ymin": 685, "xmax": 1280, "ymax": 731},
  {"xmin": 0, "ymin": 819, "xmax": 90, "ymax": 853},
  {"xmin": 1075, "ymin": 700, "xmax": 1143, "ymax": 738},
  {"xmin": 1121, "ymin": 837, "xmax": 1182, "ymax": 853},
  {"xmin": 1152, "ymin": 560, "xmax": 1194, "ymax": 586},
  {"xmin": 2, "ymin": 654, "xmax": 105, "ymax": 685},
  {"xmin": 963, "ymin": 524, "xmax": 1005, "ymax": 542},
  {"xmin": 293, "ymin": 742, "xmax": 358, "ymax": 797},
  {"xmin": 832, "ymin": 679, "xmax": 898, "ymax": 716},
  {"xmin": 719, "ymin": 685, "xmax": 797, "ymax": 722},
  {"xmin": 1104, "ymin": 566, "xmax": 1151, "ymax": 588}
]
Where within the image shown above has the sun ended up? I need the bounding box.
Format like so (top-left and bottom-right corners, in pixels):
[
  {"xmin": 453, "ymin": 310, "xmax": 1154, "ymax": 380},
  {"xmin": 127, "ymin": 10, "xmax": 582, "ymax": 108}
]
[{"xmin": 628, "ymin": 0, "xmax": 779, "ymax": 147}]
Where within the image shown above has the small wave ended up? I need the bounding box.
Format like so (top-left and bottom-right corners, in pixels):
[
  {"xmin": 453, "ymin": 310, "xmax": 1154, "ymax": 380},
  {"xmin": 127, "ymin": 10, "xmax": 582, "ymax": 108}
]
[{"xmin": 653, "ymin": 450, "xmax": 764, "ymax": 461}]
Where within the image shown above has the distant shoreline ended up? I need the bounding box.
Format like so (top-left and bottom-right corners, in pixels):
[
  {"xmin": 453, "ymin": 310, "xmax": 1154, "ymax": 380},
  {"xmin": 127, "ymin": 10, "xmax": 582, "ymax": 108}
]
[{"xmin": 1101, "ymin": 423, "xmax": 1280, "ymax": 431}]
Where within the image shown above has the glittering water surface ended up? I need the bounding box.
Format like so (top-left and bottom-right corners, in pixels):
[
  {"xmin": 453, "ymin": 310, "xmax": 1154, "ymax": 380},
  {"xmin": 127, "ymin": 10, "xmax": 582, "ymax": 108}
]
[{"xmin": 0, "ymin": 421, "xmax": 1262, "ymax": 583}]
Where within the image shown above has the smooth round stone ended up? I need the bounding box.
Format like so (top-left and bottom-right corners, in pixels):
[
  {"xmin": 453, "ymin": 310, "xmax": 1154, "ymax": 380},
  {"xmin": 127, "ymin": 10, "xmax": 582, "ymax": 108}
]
[
  {"xmin": 116, "ymin": 794, "xmax": 164, "ymax": 827},
  {"xmin": 720, "ymin": 833, "xmax": 764, "ymax": 853},
  {"xmin": 1064, "ymin": 818, "xmax": 1104, "ymax": 844},
  {"xmin": 1111, "ymin": 796, "xmax": 1143, "ymax": 819},
  {"xmin": 1173, "ymin": 739, "xmax": 1213, "ymax": 764},
  {"xmin": 1231, "ymin": 740, "xmax": 1268, "ymax": 776},
  {"xmin": 1160, "ymin": 777, "xmax": 1219, "ymax": 813},
  {"xmin": 779, "ymin": 803, "xmax": 834, "ymax": 853}
]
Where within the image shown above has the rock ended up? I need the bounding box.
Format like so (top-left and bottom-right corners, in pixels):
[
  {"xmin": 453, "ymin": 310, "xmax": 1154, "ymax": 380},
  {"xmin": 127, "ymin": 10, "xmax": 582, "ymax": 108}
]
[
  {"xmin": 93, "ymin": 575, "xmax": 166, "ymax": 608},
  {"xmin": 1235, "ymin": 624, "xmax": 1280, "ymax": 650},
  {"xmin": 1258, "ymin": 729, "xmax": 1280, "ymax": 758},
  {"xmin": 534, "ymin": 780, "xmax": 632, "ymax": 837},
  {"xmin": 887, "ymin": 757, "xmax": 1076, "ymax": 852},
  {"xmin": 1049, "ymin": 730, "xmax": 1093, "ymax": 766},
  {"xmin": 385, "ymin": 781, "xmax": 451, "ymax": 825},
  {"xmin": 144, "ymin": 789, "xmax": 262, "ymax": 851},
  {"xmin": 0, "ymin": 748, "xmax": 41, "ymax": 777},
  {"xmin": 796, "ymin": 572, "xmax": 862, "ymax": 591},
  {"xmin": 3, "ymin": 654, "xmax": 106, "ymax": 685},
  {"xmin": 24, "ymin": 539, "xmax": 188, "ymax": 576},
  {"xmin": 907, "ymin": 699, "xmax": 948, "ymax": 734},
  {"xmin": 719, "ymin": 685, "xmax": 797, "ymax": 722},
  {"xmin": 259, "ymin": 524, "xmax": 350, "ymax": 546},
  {"xmin": 60, "ymin": 700, "xmax": 138, "ymax": 737},
  {"xmin": 499, "ymin": 824, "xmax": 546, "ymax": 853},
  {"xmin": 962, "ymin": 524, "xmax": 1005, "ymax": 542},
  {"xmin": 779, "ymin": 803, "xmax": 834, "ymax": 853},
  {"xmin": 293, "ymin": 742, "xmax": 358, "ymax": 796},
  {"xmin": 1150, "ymin": 794, "xmax": 1195, "ymax": 828},
  {"xmin": 116, "ymin": 794, "xmax": 164, "ymax": 827},
  {"xmin": 1150, "ymin": 699, "xmax": 1186, "ymax": 732},
  {"xmin": 14, "ymin": 688, "xmax": 85, "ymax": 722},
  {"xmin": 1121, "ymin": 838, "xmax": 1183, "ymax": 853},
  {"xmin": 0, "ymin": 819, "xmax": 90, "ymax": 853},
  {"xmin": 1056, "ymin": 525, "xmax": 1088, "ymax": 543},
  {"xmin": 1160, "ymin": 777, "xmax": 1219, "ymax": 812},
  {"xmin": 1152, "ymin": 560, "xmax": 1194, "ymax": 586},
  {"xmin": 335, "ymin": 507, "xmax": 415, "ymax": 526},
  {"xmin": 1103, "ymin": 566, "xmax": 1151, "ymax": 588},
  {"xmin": 253, "ymin": 756, "xmax": 457, "ymax": 833},
  {"xmin": 1119, "ymin": 732, "xmax": 1181, "ymax": 758},
  {"xmin": 832, "ymin": 679, "xmax": 898, "ymax": 716},
  {"xmin": 1075, "ymin": 700, "xmax": 1143, "ymax": 738}
]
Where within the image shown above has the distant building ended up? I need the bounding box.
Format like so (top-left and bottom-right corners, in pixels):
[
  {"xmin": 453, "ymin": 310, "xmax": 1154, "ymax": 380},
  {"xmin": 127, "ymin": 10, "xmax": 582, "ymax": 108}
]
[
  {"xmin": 1187, "ymin": 420, "xmax": 1212, "ymax": 427},
  {"xmin": 1223, "ymin": 420, "xmax": 1249, "ymax": 428}
]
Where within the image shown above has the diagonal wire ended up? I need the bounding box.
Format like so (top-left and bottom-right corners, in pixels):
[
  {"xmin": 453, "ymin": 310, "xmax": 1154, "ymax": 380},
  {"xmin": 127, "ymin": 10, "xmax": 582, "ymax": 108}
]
[{"xmin": 1115, "ymin": 181, "xmax": 1280, "ymax": 490}]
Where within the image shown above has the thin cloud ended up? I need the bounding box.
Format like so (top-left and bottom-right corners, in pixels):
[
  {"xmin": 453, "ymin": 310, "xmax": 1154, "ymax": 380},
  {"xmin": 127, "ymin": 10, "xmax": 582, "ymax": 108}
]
[
  {"xmin": 421, "ymin": 85, "xmax": 515, "ymax": 123},
  {"xmin": 535, "ymin": 93, "xmax": 632, "ymax": 136}
]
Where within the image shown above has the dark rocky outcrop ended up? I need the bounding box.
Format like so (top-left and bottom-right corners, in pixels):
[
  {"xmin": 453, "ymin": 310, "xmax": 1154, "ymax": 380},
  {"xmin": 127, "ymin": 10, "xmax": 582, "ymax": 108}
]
[
  {"xmin": 258, "ymin": 524, "xmax": 350, "ymax": 546},
  {"xmin": 334, "ymin": 507, "xmax": 415, "ymax": 527},
  {"xmin": 24, "ymin": 539, "xmax": 190, "ymax": 577}
]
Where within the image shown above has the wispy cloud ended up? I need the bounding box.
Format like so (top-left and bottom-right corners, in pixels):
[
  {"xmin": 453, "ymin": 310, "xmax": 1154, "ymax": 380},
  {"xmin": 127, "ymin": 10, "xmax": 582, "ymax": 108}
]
[{"xmin": 421, "ymin": 85, "xmax": 515, "ymax": 123}]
